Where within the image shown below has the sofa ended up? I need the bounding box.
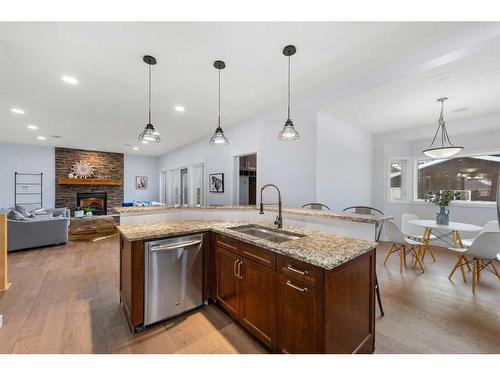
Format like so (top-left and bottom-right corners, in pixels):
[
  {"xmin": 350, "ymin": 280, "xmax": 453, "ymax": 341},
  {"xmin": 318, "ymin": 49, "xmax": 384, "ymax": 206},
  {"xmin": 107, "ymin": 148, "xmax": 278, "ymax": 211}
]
[{"xmin": 7, "ymin": 207, "xmax": 70, "ymax": 252}]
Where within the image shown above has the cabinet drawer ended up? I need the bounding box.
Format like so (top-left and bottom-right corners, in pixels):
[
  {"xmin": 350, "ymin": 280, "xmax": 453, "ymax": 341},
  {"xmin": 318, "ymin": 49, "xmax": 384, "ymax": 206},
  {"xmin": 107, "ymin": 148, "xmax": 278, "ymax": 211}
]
[
  {"xmin": 277, "ymin": 255, "xmax": 323, "ymax": 289},
  {"xmin": 215, "ymin": 234, "xmax": 240, "ymax": 254},
  {"xmin": 241, "ymin": 242, "xmax": 276, "ymax": 270}
]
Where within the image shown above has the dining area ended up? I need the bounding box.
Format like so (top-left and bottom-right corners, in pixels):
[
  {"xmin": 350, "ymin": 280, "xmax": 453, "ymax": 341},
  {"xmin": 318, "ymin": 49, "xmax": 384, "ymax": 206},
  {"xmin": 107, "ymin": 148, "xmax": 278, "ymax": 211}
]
[{"xmin": 383, "ymin": 213, "xmax": 500, "ymax": 293}]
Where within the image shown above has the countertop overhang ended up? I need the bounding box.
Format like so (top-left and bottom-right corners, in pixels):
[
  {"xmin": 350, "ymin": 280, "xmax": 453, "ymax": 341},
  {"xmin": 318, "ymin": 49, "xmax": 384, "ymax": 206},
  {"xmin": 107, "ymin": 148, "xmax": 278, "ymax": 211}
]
[
  {"xmin": 117, "ymin": 220, "xmax": 377, "ymax": 270},
  {"xmin": 114, "ymin": 205, "xmax": 392, "ymax": 224}
]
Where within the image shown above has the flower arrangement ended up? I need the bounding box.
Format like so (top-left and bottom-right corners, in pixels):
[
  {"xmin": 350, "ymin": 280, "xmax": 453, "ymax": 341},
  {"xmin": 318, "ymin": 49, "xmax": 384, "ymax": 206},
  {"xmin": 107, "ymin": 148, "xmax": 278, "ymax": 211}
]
[
  {"xmin": 426, "ymin": 190, "xmax": 460, "ymax": 225},
  {"xmin": 426, "ymin": 190, "xmax": 460, "ymax": 207}
]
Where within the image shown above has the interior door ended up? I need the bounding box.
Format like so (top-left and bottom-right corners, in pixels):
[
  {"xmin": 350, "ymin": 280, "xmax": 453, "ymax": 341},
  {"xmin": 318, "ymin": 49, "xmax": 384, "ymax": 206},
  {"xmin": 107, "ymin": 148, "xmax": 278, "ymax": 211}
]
[
  {"xmin": 239, "ymin": 259, "xmax": 276, "ymax": 350},
  {"xmin": 215, "ymin": 246, "xmax": 240, "ymax": 319}
]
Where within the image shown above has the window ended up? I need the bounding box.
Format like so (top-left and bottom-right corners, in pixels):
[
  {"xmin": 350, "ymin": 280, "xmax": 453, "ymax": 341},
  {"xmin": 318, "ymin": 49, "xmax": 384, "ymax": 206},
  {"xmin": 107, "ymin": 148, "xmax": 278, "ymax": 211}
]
[
  {"xmin": 387, "ymin": 158, "xmax": 409, "ymax": 202},
  {"xmin": 415, "ymin": 153, "xmax": 500, "ymax": 202}
]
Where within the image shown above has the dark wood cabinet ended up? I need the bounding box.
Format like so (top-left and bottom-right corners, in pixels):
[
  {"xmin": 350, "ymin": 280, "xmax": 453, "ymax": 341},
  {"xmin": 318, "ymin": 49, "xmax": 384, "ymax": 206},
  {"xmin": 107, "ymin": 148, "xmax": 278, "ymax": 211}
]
[
  {"xmin": 120, "ymin": 230, "xmax": 376, "ymax": 353},
  {"xmin": 239, "ymin": 259, "xmax": 277, "ymax": 350},
  {"xmin": 276, "ymin": 275, "xmax": 323, "ymax": 353},
  {"xmin": 215, "ymin": 245, "xmax": 241, "ymax": 319},
  {"xmin": 119, "ymin": 235, "xmax": 144, "ymax": 331}
]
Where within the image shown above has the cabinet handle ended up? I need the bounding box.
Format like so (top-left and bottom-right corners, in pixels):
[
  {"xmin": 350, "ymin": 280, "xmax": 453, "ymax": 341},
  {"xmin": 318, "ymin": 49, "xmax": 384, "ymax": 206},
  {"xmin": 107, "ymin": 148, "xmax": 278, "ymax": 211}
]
[
  {"xmin": 286, "ymin": 280, "xmax": 308, "ymax": 293},
  {"xmin": 237, "ymin": 260, "xmax": 243, "ymax": 279},
  {"xmin": 287, "ymin": 264, "xmax": 308, "ymax": 276},
  {"xmin": 233, "ymin": 260, "xmax": 238, "ymax": 278}
]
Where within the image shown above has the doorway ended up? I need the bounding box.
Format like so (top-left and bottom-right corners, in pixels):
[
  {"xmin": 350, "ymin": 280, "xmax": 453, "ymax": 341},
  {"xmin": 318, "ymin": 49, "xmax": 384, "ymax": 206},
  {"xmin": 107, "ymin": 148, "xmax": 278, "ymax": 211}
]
[
  {"xmin": 238, "ymin": 153, "xmax": 257, "ymax": 205},
  {"xmin": 180, "ymin": 168, "xmax": 189, "ymax": 206}
]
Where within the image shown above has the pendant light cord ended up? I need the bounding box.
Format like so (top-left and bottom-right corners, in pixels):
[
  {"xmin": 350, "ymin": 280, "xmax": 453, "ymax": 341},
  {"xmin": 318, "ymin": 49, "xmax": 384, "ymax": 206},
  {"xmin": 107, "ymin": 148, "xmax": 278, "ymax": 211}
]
[
  {"xmin": 287, "ymin": 55, "xmax": 291, "ymax": 120},
  {"xmin": 148, "ymin": 63, "xmax": 152, "ymax": 124},
  {"xmin": 218, "ymin": 68, "xmax": 221, "ymax": 127}
]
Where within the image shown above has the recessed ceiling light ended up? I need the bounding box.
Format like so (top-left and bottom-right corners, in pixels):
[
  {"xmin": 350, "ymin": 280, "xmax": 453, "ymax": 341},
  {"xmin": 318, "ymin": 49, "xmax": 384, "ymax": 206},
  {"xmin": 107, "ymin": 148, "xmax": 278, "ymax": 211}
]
[
  {"xmin": 11, "ymin": 108, "xmax": 25, "ymax": 114},
  {"xmin": 132, "ymin": 147, "xmax": 139, "ymax": 151},
  {"xmin": 37, "ymin": 136, "xmax": 46, "ymax": 141},
  {"xmin": 175, "ymin": 106, "xmax": 185, "ymax": 112},
  {"xmin": 27, "ymin": 124, "xmax": 38, "ymax": 130},
  {"xmin": 429, "ymin": 71, "xmax": 455, "ymax": 83},
  {"xmin": 62, "ymin": 75, "xmax": 78, "ymax": 85}
]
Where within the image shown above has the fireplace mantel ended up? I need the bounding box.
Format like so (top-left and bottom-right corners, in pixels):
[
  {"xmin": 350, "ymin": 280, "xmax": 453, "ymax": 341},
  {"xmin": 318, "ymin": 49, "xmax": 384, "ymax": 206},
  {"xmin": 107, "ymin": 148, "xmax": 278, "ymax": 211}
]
[{"xmin": 57, "ymin": 178, "xmax": 122, "ymax": 186}]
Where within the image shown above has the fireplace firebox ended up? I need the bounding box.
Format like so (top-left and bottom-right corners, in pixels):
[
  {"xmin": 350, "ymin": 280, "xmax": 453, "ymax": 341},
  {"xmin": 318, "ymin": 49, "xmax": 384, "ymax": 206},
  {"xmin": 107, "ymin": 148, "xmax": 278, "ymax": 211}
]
[{"xmin": 77, "ymin": 192, "xmax": 107, "ymax": 215}]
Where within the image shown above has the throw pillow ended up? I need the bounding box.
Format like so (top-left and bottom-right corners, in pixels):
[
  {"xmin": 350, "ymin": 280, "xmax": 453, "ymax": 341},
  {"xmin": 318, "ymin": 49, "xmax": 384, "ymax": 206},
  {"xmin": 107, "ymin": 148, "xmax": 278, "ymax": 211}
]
[
  {"xmin": 50, "ymin": 207, "xmax": 68, "ymax": 217},
  {"xmin": 33, "ymin": 207, "xmax": 47, "ymax": 215},
  {"xmin": 8, "ymin": 210, "xmax": 33, "ymax": 221},
  {"xmin": 15, "ymin": 204, "xmax": 34, "ymax": 218}
]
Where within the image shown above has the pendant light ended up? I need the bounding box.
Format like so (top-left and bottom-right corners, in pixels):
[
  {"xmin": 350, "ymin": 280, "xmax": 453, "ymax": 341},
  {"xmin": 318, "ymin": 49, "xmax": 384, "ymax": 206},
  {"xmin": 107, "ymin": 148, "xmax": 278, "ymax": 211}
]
[
  {"xmin": 209, "ymin": 60, "xmax": 229, "ymax": 145},
  {"xmin": 423, "ymin": 97, "xmax": 463, "ymax": 159},
  {"xmin": 278, "ymin": 45, "xmax": 300, "ymax": 141},
  {"xmin": 138, "ymin": 55, "xmax": 161, "ymax": 144}
]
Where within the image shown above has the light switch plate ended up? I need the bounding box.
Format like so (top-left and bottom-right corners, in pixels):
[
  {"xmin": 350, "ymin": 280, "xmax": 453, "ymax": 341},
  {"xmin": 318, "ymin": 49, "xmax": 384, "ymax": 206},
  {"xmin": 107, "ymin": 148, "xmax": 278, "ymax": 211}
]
[{"xmin": 0, "ymin": 314, "xmax": 3, "ymax": 328}]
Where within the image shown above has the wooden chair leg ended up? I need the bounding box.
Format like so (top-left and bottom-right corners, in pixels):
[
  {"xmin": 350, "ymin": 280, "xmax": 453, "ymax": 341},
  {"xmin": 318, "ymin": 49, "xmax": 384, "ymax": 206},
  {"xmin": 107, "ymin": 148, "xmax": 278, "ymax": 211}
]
[
  {"xmin": 427, "ymin": 245, "xmax": 436, "ymax": 262},
  {"xmin": 472, "ymin": 258, "xmax": 477, "ymax": 293},
  {"xmin": 383, "ymin": 243, "xmax": 395, "ymax": 265},
  {"xmin": 449, "ymin": 255, "xmax": 464, "ymax": 280},
  {"xmin": 476, "ymin": 259, "xmax": 481, "ymax": 282},
  {"xmin": 491, "ymin": 261, "xmax": 500, "ymax": 280},
  {"xmin": 411, "ymin": 247, "xmax": 425, "ymax": 273},
  {"xmin": 399, "ymin": 245, "xmax": 404, "ymax": 274},
  {"xmin": 459, "ymin": 255, "xmax": 467, "ymax": 282}
]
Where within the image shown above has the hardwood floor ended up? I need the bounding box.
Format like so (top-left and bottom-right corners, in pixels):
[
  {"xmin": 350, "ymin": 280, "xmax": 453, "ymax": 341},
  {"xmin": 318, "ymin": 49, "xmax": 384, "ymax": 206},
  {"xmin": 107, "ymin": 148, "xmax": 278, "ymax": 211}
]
[{"xmin": 0, "ymin": 237, "xmax": 498, "ymax": 354}]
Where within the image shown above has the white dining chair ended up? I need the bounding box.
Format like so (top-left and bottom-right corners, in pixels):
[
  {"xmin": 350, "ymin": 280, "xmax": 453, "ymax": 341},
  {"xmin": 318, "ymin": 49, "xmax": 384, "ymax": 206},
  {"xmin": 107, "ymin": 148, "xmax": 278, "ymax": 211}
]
[
  {"xmin": 384, "ymin": 221, "xmax": 425, "ymax": 273},
  {"xmin": 401, "ymin": 213, "xmax": 437, "ymax": 262},
  {"xmin": 461, "ymin": 220, "xmax": 499, "ymax": 248},
  {"xmin": 448, "ymin": 231, "xmax": 500, "ymax": 293}
]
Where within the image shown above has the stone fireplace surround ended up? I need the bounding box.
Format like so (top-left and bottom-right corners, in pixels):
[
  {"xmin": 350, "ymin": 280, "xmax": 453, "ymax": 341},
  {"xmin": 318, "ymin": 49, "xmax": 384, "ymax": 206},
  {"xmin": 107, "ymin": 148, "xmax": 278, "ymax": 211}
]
[{"xmin": 55, "ymin": 147, "xmax": 123, "ymax": 214}]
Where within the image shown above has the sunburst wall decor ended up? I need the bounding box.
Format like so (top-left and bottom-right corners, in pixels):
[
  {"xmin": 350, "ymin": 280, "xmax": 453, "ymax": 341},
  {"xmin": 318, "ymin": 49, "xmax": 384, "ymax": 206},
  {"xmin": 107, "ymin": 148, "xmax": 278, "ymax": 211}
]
[{"xmin": 71, "ymin": 160, "xmax": 95, "ymax": 179}]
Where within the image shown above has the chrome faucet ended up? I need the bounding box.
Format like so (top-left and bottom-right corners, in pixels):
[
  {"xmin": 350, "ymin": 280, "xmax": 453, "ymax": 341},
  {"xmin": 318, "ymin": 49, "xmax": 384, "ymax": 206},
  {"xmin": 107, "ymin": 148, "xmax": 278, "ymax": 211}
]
[{"xmin": 259, "ymin": 184, "xmax": 283, "ymax": 229}]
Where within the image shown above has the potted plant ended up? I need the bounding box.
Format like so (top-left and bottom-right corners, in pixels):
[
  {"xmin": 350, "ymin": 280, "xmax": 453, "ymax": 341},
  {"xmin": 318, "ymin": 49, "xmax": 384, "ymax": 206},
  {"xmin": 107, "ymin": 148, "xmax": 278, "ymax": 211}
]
[
  {"xmin": 83, "ymin": 207, "xmax": 94, "ymax": 217},
  {"xmin": 427, "ymin": 190, "xmax": 460, "ymax": 225}
]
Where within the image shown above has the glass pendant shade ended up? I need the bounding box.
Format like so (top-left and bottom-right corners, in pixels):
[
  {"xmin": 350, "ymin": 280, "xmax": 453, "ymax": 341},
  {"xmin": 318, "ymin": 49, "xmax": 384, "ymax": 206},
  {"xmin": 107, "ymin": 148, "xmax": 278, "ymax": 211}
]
[
  {"xmin": 278, "ymin": 119, "xmax": 300, "ymax": 141},
  {"xmin": 209, "ymin": 126, "xmax": 229, "ymax": 145},
  {"xmin": 210, "ymin": 60, "xmax": 228, "ymax": 145},
  {"xmin": 423, "ymin": 146, "xmax": 463, "ymax": 159},
  {"xmin": 279, "ymin": 45, "xmax": 299, "ymax": 141},
  {"xmin": 138, "ymin": 55, "xmax": 161, "ymax": 144},
  {"xmin": 422, "ymin": 97, "xmax": 462, "ymax": 159},
  {"xmin": 139, "ymin": 123, "xmax": 161, "ymax": 143}
]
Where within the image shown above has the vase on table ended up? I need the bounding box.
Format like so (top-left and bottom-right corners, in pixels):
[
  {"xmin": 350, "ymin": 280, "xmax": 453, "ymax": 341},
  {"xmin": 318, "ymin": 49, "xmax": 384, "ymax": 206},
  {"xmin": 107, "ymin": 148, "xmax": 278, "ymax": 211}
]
[{"xmin": 436, "ymin": 206, "xmax": 449, "ymax": 225}]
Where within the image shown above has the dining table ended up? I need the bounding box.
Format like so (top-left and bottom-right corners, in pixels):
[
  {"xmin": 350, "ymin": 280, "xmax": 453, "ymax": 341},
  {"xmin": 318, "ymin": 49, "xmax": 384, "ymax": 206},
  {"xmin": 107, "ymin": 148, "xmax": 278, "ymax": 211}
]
[{"xmin": 408, "ymin": 219, "xmax": 482, "ymax": 282}]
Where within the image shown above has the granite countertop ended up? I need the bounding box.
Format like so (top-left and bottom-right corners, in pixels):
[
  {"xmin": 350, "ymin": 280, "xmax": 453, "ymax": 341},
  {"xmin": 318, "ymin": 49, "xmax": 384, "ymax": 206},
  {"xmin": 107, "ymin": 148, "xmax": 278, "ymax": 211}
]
[
  {"xmin": 117, "ymin": 220, "xmax": 377, "ymax": 270},
  {"xmin": 114, "ymin": 205, "xmax": 391, "ymax": 224}
]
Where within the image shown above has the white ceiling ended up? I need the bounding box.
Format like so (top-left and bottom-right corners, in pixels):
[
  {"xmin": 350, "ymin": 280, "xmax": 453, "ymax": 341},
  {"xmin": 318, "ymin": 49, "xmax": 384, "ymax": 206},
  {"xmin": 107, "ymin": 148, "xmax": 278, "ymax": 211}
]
[
  {"xmin": 319, "ymin": 43, "xmax": 500, "ymax": 134},
  {"xmin": 0, "ymin": 22, "xmax": 497, "ymax": 156}
]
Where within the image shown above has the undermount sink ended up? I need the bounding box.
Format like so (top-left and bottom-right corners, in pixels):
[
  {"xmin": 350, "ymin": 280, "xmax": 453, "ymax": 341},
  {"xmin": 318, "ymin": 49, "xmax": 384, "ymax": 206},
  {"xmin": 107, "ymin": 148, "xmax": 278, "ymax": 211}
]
[{"xmin": 228, "ymin": 224, "xmax": 306, "ymax": 243}]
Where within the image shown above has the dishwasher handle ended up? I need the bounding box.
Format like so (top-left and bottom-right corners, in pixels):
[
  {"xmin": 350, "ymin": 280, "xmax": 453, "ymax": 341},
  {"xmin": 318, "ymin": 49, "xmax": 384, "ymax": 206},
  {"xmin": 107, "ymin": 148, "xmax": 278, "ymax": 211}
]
[{"xmin": 149, "ymin": 239, "xmax": 202, "ymax": 252}]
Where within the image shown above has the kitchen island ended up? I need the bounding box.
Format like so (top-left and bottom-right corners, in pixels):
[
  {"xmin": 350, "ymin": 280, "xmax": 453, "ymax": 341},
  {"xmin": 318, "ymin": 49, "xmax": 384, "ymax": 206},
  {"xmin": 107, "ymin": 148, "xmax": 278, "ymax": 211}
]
[{"xmin": 118, "ymin": 217, "xmax": 377, "ymax": 354}]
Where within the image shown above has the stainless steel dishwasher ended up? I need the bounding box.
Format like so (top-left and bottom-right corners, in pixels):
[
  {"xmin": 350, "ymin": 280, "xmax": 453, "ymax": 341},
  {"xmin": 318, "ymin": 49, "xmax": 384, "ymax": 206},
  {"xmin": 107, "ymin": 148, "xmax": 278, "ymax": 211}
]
[{"xmin": 144, "ymin": 234, "xmax": 204, "ymax": 326}]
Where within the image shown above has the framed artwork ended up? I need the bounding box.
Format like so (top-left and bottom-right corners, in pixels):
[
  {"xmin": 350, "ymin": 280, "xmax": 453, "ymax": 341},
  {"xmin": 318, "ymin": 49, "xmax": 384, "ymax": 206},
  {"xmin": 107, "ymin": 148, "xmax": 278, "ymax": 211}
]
[
  {"xmin": 209, "ymin": 173, "xmax": 224, "ymax": 193},
  {"xmin": 136, "ymin": 176, "xmax": 148, "ymax": 190}
]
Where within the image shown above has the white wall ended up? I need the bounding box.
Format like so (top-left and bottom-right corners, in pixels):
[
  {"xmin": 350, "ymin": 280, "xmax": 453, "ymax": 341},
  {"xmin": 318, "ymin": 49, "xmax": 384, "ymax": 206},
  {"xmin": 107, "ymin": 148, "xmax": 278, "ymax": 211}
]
[
  {"xmin": 0, "ymin": 142, "xmax": 160, "ymax": 208},
  {"xmin": 0, "ymin": 142, "xmax": 56, "ymax": 209},
  {"xmin": 159, "ymin": 103, "xmax": 318, "ymax": 208},
  {"xmin": 373, "ymin": 114, "xmax": 500, "ymax": 240},
  {"xmin": 124, "ymin": 154, "xmax": 159, "ymax": 202},
  {"xmin": 316, "ymin": 113, "xmax": 373, "ymax": 211}
]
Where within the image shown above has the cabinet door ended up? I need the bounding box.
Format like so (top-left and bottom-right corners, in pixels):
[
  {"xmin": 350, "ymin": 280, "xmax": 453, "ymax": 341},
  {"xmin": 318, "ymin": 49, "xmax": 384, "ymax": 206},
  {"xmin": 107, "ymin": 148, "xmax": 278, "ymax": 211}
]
[
  {"xmin": 215, "ymin": 245, "xmax": 240, "ymax": 319},
  {"xmin": 239, "ymin": 259, "xmax": 277, "ymax": 350},
  {"xmin": 277, "ymin": 275, "xmax": 323, "ymax": 353}
]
